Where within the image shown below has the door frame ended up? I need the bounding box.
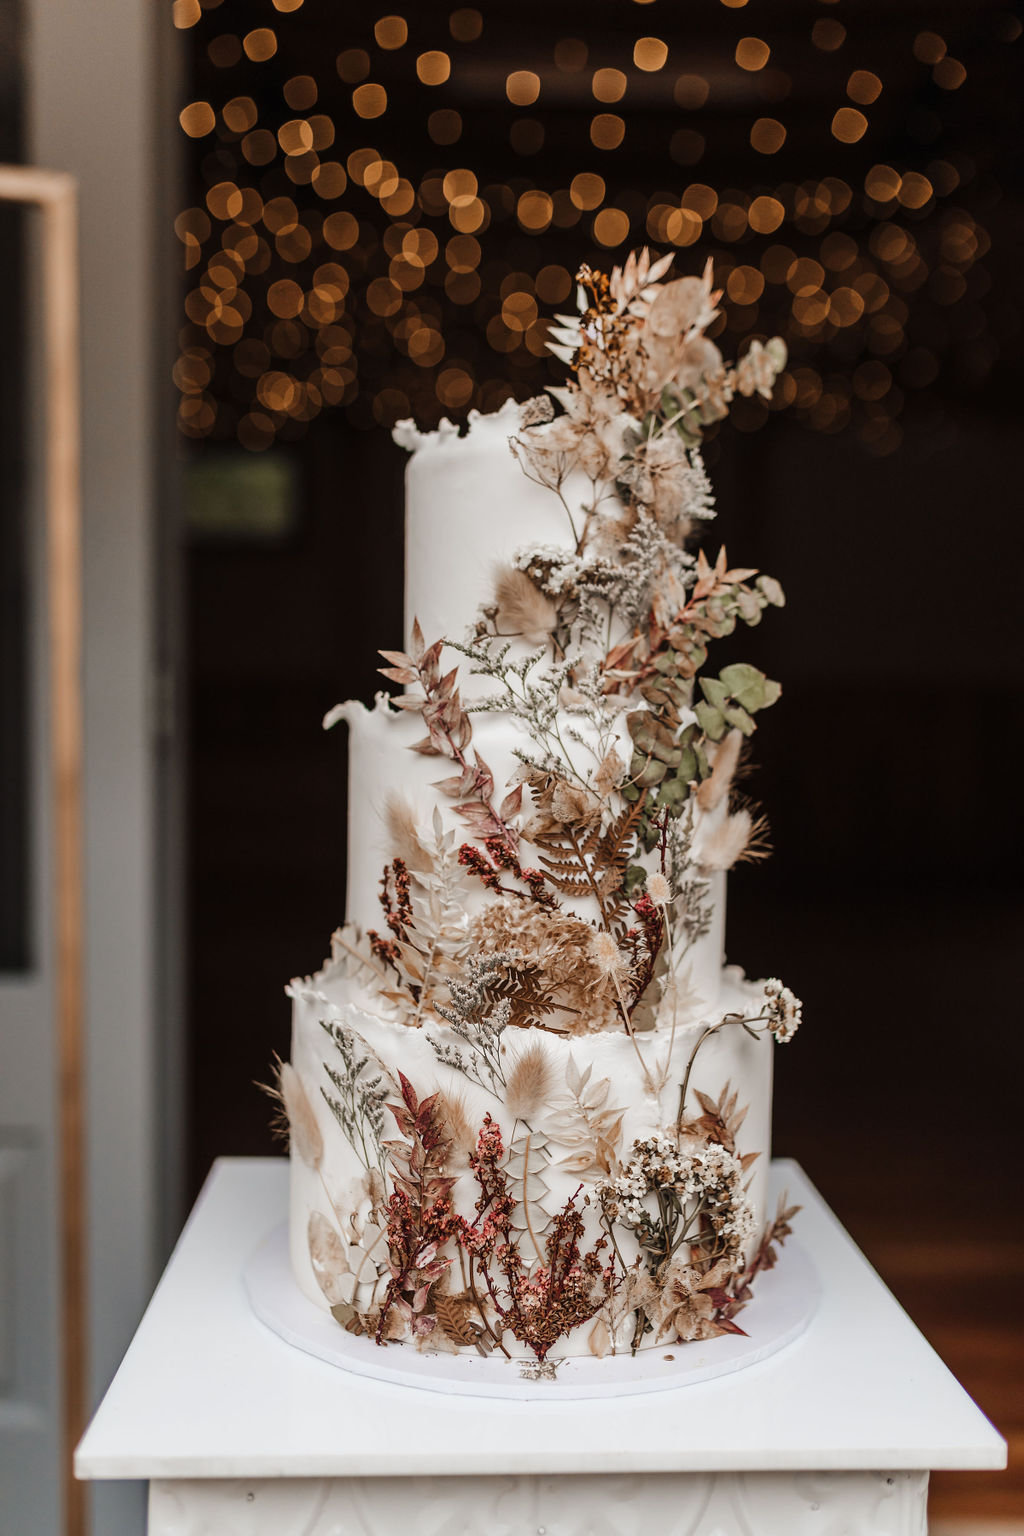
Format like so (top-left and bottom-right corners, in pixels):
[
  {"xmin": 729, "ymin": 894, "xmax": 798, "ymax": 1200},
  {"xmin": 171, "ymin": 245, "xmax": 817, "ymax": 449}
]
[{"xmin": 22, "ymin": 3, "xmax": 186, "ymax": 1532}]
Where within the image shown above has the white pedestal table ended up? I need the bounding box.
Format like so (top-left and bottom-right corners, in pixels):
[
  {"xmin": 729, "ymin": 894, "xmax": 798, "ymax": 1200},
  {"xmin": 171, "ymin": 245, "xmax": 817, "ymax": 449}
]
[{"xmin": 76, "ymin": 1158, "xmax": 1006, "ymax": 1535}]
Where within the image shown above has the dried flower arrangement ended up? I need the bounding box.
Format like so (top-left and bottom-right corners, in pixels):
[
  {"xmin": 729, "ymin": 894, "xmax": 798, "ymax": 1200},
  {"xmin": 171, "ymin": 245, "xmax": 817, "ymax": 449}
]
[{"xmin": 279, "ymin": 249, "xmax": 805, "ymax": 1369}]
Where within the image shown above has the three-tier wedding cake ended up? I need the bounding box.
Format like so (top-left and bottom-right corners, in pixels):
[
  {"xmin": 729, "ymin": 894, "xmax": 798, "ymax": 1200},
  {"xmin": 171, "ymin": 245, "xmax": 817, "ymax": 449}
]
[{"xmin": 277, "ymin": 249, "xmax": 802, "ymax": 1368}]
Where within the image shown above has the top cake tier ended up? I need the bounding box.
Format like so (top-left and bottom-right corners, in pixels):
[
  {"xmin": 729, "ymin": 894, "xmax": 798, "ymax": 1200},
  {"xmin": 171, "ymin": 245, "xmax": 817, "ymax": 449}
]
[{"xmin": 396, "ymin": 397, "xmax": 590, "ymax": 661}]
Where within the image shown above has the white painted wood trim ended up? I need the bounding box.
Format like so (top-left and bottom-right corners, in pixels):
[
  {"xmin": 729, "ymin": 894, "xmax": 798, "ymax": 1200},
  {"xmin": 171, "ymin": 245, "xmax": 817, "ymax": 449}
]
[{"xmin": 148, "ymin": 1470, "xmax": 931, "ymax": 1536}]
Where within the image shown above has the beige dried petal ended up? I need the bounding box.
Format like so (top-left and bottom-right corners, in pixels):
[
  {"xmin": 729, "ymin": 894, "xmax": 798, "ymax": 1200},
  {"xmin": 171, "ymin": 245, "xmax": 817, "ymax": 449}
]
[
  {"xmin": 416, "ymin": 1324, "xmax": 460, "ymax": 1356},
  {"xmin": 593, "ymin": 746, "xmax": 624, "ymax": 799},
  {"xmin": 336, "ymin": 1272, "xmax": 358, "ymax": 1305},
  {"xmin": 344, "ymin": 1244, "xmax": 368, "ymax": 1275},
  {"xmin": 647, "ymin": 276, "xmax": 709, "ymax": 338},
  {"xmin": 280, "ymin": 1061, "xmax": 323, "ymax": 1169},
  {"xmin": 550, "ymin": 781, "xmax": 596, "ymax": 825},
  {"xmin": 382, "ymin": 1307, "xmax": 408, "ymax": 1342},
  {"xmin": 675, "ymin": 335, "xmax": 726, "ymax": 396},
  {"xmin": 307, "ymin": 1212, "xmax": 350, "ymax": 1305},
  {"xmin": 639, "ymin": 273, "xmax": 721, "ymax": 397},
  {"xmin": 588, "ymin": 1316, "xmax": 612, "ymax": 1358},
  {"xmin": 651, "ymin": 567, "xmax": 687, "ymax": 630}
]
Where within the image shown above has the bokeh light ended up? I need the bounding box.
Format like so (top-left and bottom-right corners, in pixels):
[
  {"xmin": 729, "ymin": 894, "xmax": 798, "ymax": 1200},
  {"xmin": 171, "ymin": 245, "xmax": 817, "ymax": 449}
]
[{"xmin": 174, "ymin": 1, "xmax": 1011, "ymax": 451}]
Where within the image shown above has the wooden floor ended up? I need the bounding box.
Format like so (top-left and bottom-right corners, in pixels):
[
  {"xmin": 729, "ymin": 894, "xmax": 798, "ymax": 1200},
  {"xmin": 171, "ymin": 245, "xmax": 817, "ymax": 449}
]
[
  {"xmin": 799, "ymin": 1151, "xmax": 1023, "ymax": 1527},
  {"xmin": 733, "ymin": 886, "xmax": 1024, "ymax": 1530}
]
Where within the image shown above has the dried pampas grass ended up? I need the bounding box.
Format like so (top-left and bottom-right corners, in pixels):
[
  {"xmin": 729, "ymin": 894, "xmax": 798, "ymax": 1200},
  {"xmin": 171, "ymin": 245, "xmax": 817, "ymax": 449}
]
[
  {"xmin": 492, "ymin": 565, "xmax": 558, "ymax": 646},
  {"xmin": 696, "ymin": 728, "xmax": 743, "ymax": 813},
  {"xmin": 694, "ymin": 806, "xmax": 772, "ymax": 872},
  {"xmin": 504, "ymin": 1040, "xmax": 554, "ymax": 1124},
  {"xmin": 384, "ymin": 794, "xmax": 430, "ymax": 872},
  {"xmin": 436, "ymin": 1089, "xmax": 477, "ymax": 1167},
  {"xmin": 263, "ymin": 1057, "xmax": 324, "ymax": 1169}
]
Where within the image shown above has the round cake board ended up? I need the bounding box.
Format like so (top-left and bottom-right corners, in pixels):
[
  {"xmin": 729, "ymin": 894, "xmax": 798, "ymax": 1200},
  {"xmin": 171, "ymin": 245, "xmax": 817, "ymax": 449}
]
[{"xmin": 243, "ymin": 1224, "xmax": 819, "ymax": 1401}]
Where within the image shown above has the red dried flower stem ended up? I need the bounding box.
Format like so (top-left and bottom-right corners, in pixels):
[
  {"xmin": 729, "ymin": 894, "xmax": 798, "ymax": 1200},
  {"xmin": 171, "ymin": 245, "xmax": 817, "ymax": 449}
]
[
  {"xmin": 458, "ymin": 840, "xmax": 557, "ymax": 911},
  {"xmin": 412, "ymin": 651, "xmax": 519, "ymax": 854},
  {"xmin": 628, "ymin": 893, "xmax": 665, "ymax": 1014}
]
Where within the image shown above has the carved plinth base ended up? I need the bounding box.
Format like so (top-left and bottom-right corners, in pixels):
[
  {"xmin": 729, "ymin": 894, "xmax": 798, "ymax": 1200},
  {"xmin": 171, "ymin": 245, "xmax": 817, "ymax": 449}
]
[{"xmin": 148, "ymin": 1469, "xmax": 929, "ymax": 1536}]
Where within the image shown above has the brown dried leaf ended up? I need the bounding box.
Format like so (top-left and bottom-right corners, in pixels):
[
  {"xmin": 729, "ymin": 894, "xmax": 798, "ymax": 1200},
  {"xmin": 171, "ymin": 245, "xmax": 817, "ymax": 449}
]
[
  {"xmin": 433, "ymin": 1291, "xmax": 480, "ymax": 1348},
  {"xmin": 378, "ymin": 665, "xmax": 418, "ymax": 687}
]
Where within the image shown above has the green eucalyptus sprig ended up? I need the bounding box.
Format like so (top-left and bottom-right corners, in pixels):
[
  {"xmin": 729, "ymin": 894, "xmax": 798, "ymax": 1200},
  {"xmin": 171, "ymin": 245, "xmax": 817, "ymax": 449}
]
[{"xmin": 609, "ymin": 546, "xmax": 784, "ymax": 848}]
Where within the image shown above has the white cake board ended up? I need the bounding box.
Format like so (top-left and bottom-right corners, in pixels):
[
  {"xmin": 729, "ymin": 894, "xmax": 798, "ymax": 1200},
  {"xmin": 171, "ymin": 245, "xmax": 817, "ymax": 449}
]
[{"xmin": 243, "ymin": 1222, "xmax": 819, "ymax": 1401}]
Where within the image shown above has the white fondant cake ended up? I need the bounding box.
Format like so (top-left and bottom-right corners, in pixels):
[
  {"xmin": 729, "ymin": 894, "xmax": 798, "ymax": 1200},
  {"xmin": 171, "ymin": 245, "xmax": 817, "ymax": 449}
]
[{"xmin": 279, "ymin": 250, "xmax": 801, "ymax": 1370}]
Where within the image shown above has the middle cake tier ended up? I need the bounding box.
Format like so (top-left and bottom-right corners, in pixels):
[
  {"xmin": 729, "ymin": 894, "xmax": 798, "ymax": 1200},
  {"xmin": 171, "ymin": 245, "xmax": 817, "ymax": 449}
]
[{"xmin": 337, "ymin": 694, "xmax": 729, "ymax": 1016}]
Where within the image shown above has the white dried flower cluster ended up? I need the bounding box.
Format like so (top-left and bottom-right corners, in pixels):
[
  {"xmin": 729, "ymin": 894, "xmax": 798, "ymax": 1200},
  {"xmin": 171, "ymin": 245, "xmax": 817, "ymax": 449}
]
[
  {"xmin": 763, "ymin": 977, "xmax": 802, "ymax": 1042},
  {"xmin": 607, "ymin": 510, "xmax": 690, "ymax": 630},
  {"xmin": 598, "ymin": 1134, "xmax": 754, "ymax": 1251},
  {"xmin": 589, "ymin": 929, "xmax": 624, "ymax": 978},
  {"xmin": 513, "ymin": 545, "xmax": 620, "ymax": 651},
  {"xmin": 645, "ymin": 871, "xmax": 672, "ymax": 906}
]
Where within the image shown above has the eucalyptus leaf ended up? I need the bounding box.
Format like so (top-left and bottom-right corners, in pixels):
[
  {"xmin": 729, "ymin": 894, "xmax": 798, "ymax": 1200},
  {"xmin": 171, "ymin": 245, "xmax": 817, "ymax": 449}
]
[
  {"xmin": 737, "ymin": 589, "xmax": 763, "ymax": 625},
  {"xmin": 756, "ymin": 573, "xmax": 785, "ymax": 607},
  {"xmin": 721, "ymin": 701, "xmax": 756, "ymax": 735},
  {"xmin": 655, "ymin": 775, "xmax": 690, "ymax": 815},
  {"xmin": 695, "ymin": 700, "xmax": 727, "ymax": 740},
  {"xmin": 628, "ymin": 709, "xmax": 682, "ymax": 765},
  {"xmin": 661, "ymin": 385, "xmax": 683, "ymax": 416},
  {"xmin": 699, "ymin": 677, "xmax": 729, "ymax": 711},
  {"xmin": 719, "ymin": 662, "xmax": 781, "ymax": 712},
  {"xmin": 676, "ymin": 745, "xmax": 697, "ymax": 783},
  {"xmin": 638, "ymin": 756, "xmax": 668, "ymax": 787}
]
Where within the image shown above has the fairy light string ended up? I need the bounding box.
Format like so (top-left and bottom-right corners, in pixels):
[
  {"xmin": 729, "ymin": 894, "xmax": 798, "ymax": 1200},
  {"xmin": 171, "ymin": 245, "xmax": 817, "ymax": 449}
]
[{"xmin": 172, "ymin": 1, "xmax": 1015, "ymax": 456}]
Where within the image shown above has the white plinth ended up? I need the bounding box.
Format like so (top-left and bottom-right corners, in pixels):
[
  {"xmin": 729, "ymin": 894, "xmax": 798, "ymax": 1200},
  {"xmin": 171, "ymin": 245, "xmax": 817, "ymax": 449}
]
[{"xmin": 76, "ymin": 1158, "xmax": 1005, "ymax": 1535}]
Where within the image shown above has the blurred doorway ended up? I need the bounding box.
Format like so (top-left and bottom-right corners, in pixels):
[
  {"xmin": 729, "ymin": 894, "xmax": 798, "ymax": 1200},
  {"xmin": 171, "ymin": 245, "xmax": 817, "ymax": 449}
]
[{"xmin": 1, "ymin": 3, "xmax": 184, "ymax": 1534}]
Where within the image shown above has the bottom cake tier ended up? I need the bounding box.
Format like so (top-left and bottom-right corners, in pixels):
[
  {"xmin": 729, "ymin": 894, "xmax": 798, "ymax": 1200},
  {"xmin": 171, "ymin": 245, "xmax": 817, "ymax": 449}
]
[{"xmin": 284, "ymin": 934, "xmax": 796, "ymax": 1364}]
